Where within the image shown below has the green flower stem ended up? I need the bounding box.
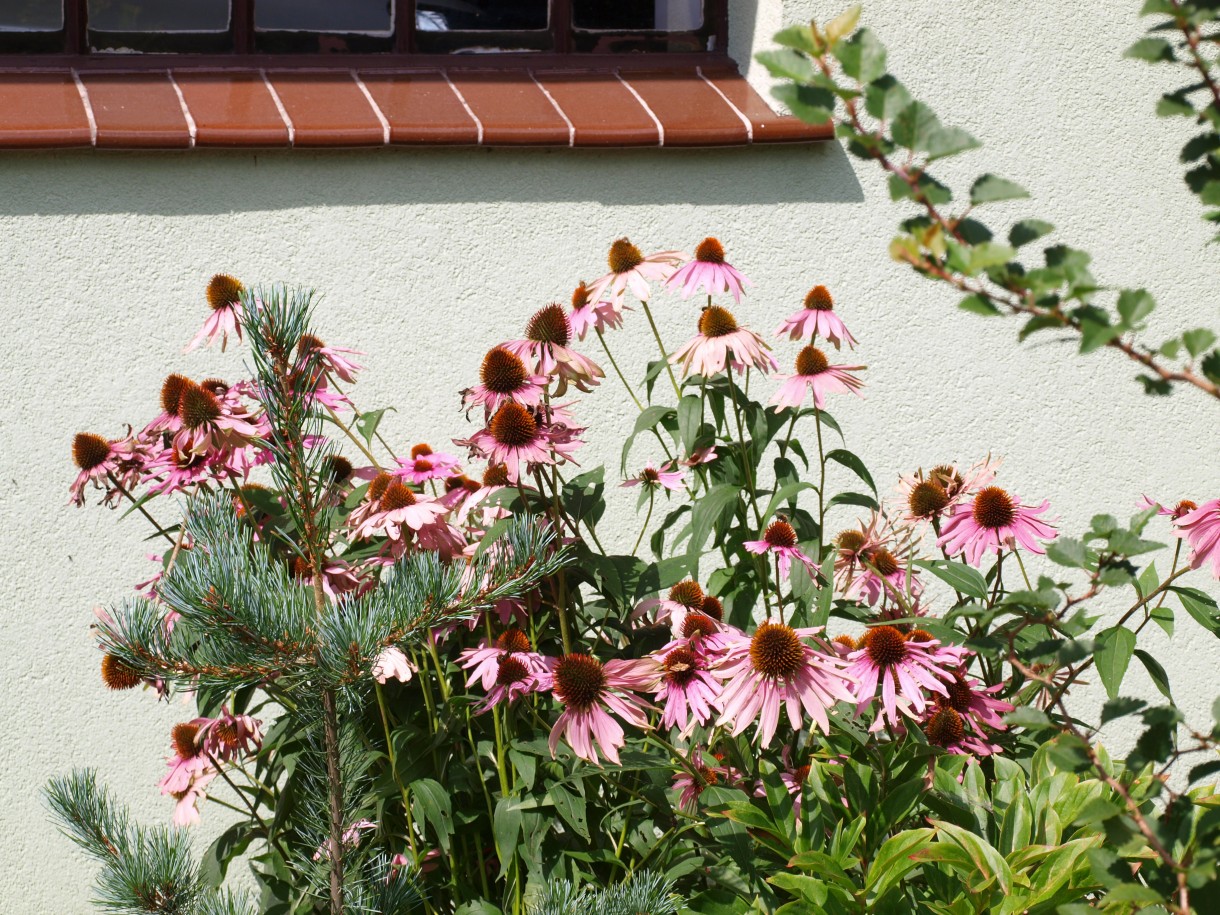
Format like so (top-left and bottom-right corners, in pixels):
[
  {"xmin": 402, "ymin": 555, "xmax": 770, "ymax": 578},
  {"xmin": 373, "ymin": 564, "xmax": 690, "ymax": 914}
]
[
  {"xmin": 632, "ymin": 488, "xmax": 655, "ymax": 556},
  {"xmin": 1013, "ymin": 548, "xmax": 1034, "ymax": 591},
  {"xmin": 375, "ymin": 681, "xmax": 422, "ymax": 864},
  {"xmin": 328, "ymin": 375, "xmax": 399, "ymax": 461},
  {"xmin": 596, "ymin": 326, "xmax": 644, "ymax": 412},
  {"xmin": 322, "ymin": 401, "xmax": 383, "ymax": 471},
  {"xmin": 814, "ymin": 408, "xmax": 827, "ymax": 559},
  {"xmin": 641, "ymin": 300, "xmax": 683, "ymax": 400},
  {"xmin": 107, "ymin": 472, "xmax": 176, "ymax": 545}
]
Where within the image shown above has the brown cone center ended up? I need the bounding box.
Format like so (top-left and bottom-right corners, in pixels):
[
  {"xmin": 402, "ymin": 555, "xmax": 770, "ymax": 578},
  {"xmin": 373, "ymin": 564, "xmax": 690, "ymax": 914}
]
[
  {"xmin": 608, "ymin": 238, "xmax": 645, "ymax": 274},
  {"xmin": 553, "ymin": 654, "xmax": 607, "ymax": 711},
  {"xmin": 972, "ymin": 486, "xmax": 1016, "ymax": 529},
  {"xmin": 698, "ymin": 305, "xmax": 738, "ymax": 338},
  {"xmin": 489, "ymin": 403, "xmax": 539, "ymax": 448},
  {"xmin": 795, "ymin": 346, "xmax": 829, "ymax": 377},
  {"xmin": 750, "ymin": 621, "xmax": 804, "ymax": 679}
]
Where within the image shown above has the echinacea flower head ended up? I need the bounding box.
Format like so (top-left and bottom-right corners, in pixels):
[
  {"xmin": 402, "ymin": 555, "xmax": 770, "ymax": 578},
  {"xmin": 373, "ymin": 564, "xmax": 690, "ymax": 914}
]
[
  {"xmin": 633, "ymin": 579, "xmax": 705, "ymax": 629},
  {"xmin": 923, "ymin": 706, "xmax": 1001, "ymax": 757},
  {"xmin": 843, "ymin": 545, "xmax": 922, "ymax": 607},
  {"xmin": 568, "ymin": 280, "xmax": 626, "ymax": 341},
  {"xmin": 503, "ymin": 304, "xmax": 604, "ymax": 395},
  {"xmin": 296, "ymin": 334, "xmax": 364, "ymax": 383},
  {"xmin": 622, "ymin": 461, "xmax": 685, "ymax": 492},
  {"xmin": 100, "ymin": 652, "xmax": 143, "ymax": 691},
  {"xmin": 459, "ymin": 629, "xmax": 547, "ymax": 691},
  {"xmin": 455, "ymin": 402, "xmax": 584, "ymax": 484},
  {"xmin": 185, "ymin": 273, "xmax": 244, "ymax": 353},
  {"xmin": 669, "ymin": 305, "xmax": 777, "ymax": 378},
  {"xmin": 144, "ymin": 373, "xmax": 194, "ymax": 435},
  {"xmin": 585, "ymin": 237, "xmax": 686, "ymax": 306},
  {"xmin": 158, "ymin": 721, "xmax": 215, "ymax": 796},
  {"xmin": 462, "ymin": 347, "xmax": 548, "ymax": 416},
  {"xmin": 939, "ymin": 667, "xmax": 1011, "ymax": 735},
  {"xmin": 547, "ymin": 654, "xmax": 654, "ymax": 765},
  {"xmin": 744, "ymin": 519, "xmax": 818, "ymax": 581},
  {"xmin": 373, "ymin": 646, "xmax": 416, "ymax": 684},
  {"xmin": 900, "ymin": 458, "xmax": 1002, "ymax": 524},
  {"xmin": 198, "ymin": 706, "xmax": 262, "ymax": 761},
  {"xmin": 672, "ymin": 747, "xmax": 728, "ymax": 811},
  {"xmin": 666, "ymin": 237, "xmax": 752, "ymax": 303},
  {"xmin": 769, "ymin": 345, "xmax": 865, "ymax": 411},
  {"xmin": 714, "ymin": 621, "xmax": 853, "ymax": 746},
  {"xmin": 172, "ymin": 380, "xmax": 265, "ymax": 457},
  {"xmin": 844, "ymin": 626, "xmax": 964, "ymax": 729},
  {"xmin": 69, "ymin": 432, "xmax": 120, "ymax": 506},
  {"xmin": 1173, "ymin": 498, "xmax": 1220, "ymax": 578},
  {"xmin": 1138, "ymin": 495, "xmax": 1200, "ymax": 521},
  {"xmin": 393, "ymin": 443, "xmax": 461, "ymax": 485},
  {"xmin": 653, "ymin": 643, "xmax": 720, "ymax": 737},
  {"xmin": 349, "ymin": 479, "xmax": 449, "ymax": 543},
  {"xmin": 775, "ymin": 285, "xmax": 858, "ymax": 350},
  {"xmin": 937, "ymin": 486, "xmax": 1058, "ymax": 566}
]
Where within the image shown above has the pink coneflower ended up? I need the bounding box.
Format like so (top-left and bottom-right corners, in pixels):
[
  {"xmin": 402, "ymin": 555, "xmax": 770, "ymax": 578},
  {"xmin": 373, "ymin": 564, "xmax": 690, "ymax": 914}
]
[
  {"xmin": 1138, "ymin": 495, "xmax": 1199, "ymax": 520},
  {"xmin": 672, "ymin": 747, "xmax": 730, "ymax": 811},
  {"xmin": 503, "ymin": 304, "xmax": 604, "ymax": 395},
  {"xmin": 585, "ymin": 237, "xmax": 686, "ymax": 306},
  {"xmin": 547, "ymin": 654, "xmax": 655, "ymax": 765},
  {"xmin": 681, "ymin": 445, "xmax": 718, "ymax": 468},
  {"xmin": 373, "ymin": 646, "xmax": 416, "ymax": 684},
  {"xmin": 940, "ymin": 666, "xmax": 1011, "ymax": 735},
  {"xmin": 669, "ymin": 305, "xmax": 777, "ymax": 378},
  {"xmin": 622, "ymin": 461, "xmax": 685, "ymax": 492},
  {"xmin": 144, "ymin": 373, "xmax": 194, "ymax": 435},
  {"xmin": 313, "ymin": 820, "xmax": 377, "ymax": 862},
  {"xmin": 844, "ymin": 626, "xmax": 964, "ymax": 730},
  {"xmin": 898, "ymin": 458, "xmax": 1002, "ymax": 525},
  {"xmin": 778, "ymin": 746, "xmax": 814, "ymax": 817},
  {"xmin": 714, "ymin": 621, "xmax": 853, "ymax": 746},
  {"xmin": 69, "ymin": 432, "xmax": 122, "ymax": 507},
  {"xmin": 146, "ymin": 445, "xmax": 244, "ymax": 496},
  {"xmin": 455, "ymin": 464, "xmax": 514, "ymax": 527},
  {"xmin": 455, "ymin": 402, "xmax": 584, "ymax": 484},
  {"xmin": 1174, "ymin": 499, "xmax": 1220, "ymax": 578},
  {"xmin": 924, "ymin": 706, "xmax": 1001, "ymax": 757},
  {"xmin": 651, "ymin": 644, "xmax": 720, "ymax": 737},
  {"xmin": 831, "ymin": 516, "xmax": 888, "ymax": 596},
  {"xmin": 775, "ymin": 285, "xmax": 857, "ymax": 349},
  {"xmin": 459, "ymin": 629, "xmax": 547, "ymax": 690},
  {"xmin": 349, "ymin": 479, "xmax": 450, "ymax": 543},
  {"xmin": 462, "ymin": 347, "xmax": 548, "ymax": 417},
  {"xmin": 633, "ymin": 580, "xmax": 706, "ymax": 629},
  {"xmin": 478, "ymin": 653, "xmax": 550, "ymax": 712},
  {"xmin": 169, "ymin": 768, "xmax": 215, "ymax": 827},
  {"xmin": 937, "ymin": 486, "xmax": 1058, "ymax": 566},
  {"xmin": 197, "ymin": 706, "xmax": 262, "ymax": 762},
  {"xmin": 185, "ymin": 274, "xmax": 244, "ymax": 353},
  {"xmin": 843, "ymin": 545, "xmax": 922, "ymax": 608},
  {"xmin": 296, "ymin": 333, "xmax": 364, "ymax": 383},
  {"xmin": 393, "ymin": 443, "xmax": 461, "ymax": 485},
  {"xmin": 158, "ymin": 721, "xmax": 215, "ymax": 797},
  {"xmin": 769, "ymin": 345, "xmax": 865, "ymax": 411},
  {"xmin": 666, "ymin": 237, "xmax": 751, "ymax": 303},
  {"xmin": 172, "ymin": 381, "xmax": 265, "ymax": 457},
  {"xmin": 744, "ymin": 519, "xmax": 817, "ymax": 581},
  {"xmin": 568, "ymin": 280, "xmax": 626, "ymax": 341}
]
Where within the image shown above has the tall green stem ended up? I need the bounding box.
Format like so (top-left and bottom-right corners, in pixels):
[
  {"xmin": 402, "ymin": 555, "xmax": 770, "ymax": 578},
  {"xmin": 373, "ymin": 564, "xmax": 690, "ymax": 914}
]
[
  {"xmin": 632, "ymin": 489, "xmax": 655, "ymax": 556},
  {"xmin": 641, "ymin": 301, "xmax": 682, "ymax": 400}
]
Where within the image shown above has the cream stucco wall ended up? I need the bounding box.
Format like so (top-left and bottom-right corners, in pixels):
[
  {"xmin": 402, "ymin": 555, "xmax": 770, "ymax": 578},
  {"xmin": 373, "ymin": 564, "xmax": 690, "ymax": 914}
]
[{"xmin": 3, "ymin": 1, "xmax": 1218, "ymax": 908}]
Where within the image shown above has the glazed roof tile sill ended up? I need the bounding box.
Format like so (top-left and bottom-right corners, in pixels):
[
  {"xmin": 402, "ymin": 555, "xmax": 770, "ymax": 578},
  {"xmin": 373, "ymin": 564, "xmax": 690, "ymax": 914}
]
[{"xmin": 0, "ymin": 64, "xmax": 828, "ymax": 150}]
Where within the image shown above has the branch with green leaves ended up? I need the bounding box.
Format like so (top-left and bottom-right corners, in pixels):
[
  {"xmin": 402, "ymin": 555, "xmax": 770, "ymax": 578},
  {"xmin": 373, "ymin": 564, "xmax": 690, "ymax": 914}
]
[{"xmin": 758, "ymin": 5, "xmax": 1220, "ymax": 402}]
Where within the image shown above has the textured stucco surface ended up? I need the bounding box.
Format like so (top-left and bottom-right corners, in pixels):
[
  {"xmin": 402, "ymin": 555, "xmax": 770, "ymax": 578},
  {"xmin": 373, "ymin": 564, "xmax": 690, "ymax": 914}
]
[{"xmin": 3, "ymin": 0, "xmax": 1218, "ymax": 908}]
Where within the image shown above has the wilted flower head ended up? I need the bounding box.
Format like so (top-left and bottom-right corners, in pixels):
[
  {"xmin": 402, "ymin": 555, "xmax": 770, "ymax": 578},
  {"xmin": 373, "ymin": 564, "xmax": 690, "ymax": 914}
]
[
  {"xmin": 568, "ymin": 280, "xmax": 626, "ymax": 340},
  {"xmin": 937, "ymin": 486, "xmax": 1057, "ymax": 566},
  {"xmin": 670, "ymin": 305, "xmax": 777, "ymax": 378},
  {"xmin": 503, "ymin": 304, "xmax": 604, "ymax": 395}
]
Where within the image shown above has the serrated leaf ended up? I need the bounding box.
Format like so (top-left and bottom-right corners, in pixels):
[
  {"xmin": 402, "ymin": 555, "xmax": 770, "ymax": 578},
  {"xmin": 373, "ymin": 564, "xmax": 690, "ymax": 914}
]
[
  {"xmin": 1182, "ymin": 328, "xmax": 1217, "ymax": 357},
  {"xmin": 1101, "ymin": 696, "xmax": 1147, "ymax": 724},
  {"xmin": 1046, "ymin": 537, "xmax": 1090, "ymax": 568},
  {"xmin": 756, "ymin": 48, "xmax": 817, "ymax": 83},
  {"xmin": 1116, "ymin": 288, "xmax": 1156, "ymax": 328},
  {"xmin": 864, "ymin": 74, "xmax": 912, "ymax": 121},
  {"xmin": 1124, "ymin": 37, "xmax": 1175, "ymax": 61},
  {"xmin": 1094, "ymin": 626, "xmax": 1136, "ymax": 700},
  {"xmin": 891, "ymin": 100, "xmax": 941, "ymax": 151},
  {"xmin": 971, "ymin": 173, "xmax": 1029, "ymax": 205},
  {"xmin": 959, "ymin": 293, "xmax": 1002, "ymax": 316},
  {"xmin": 773, "ymin": 24, "xmax": 820, "ymax": 54},
  {"xmin": 833, "ymin": 27, "xmax": 887, "ymax": 83},
  {"xmin": 771, "ymin": 83, "xmax": 835, "ymax": 124},
  {"xmin": 925, "ymin": 125, "xmax": 980, "ymax": 161},
  {"xmin": 1009, "ymin": 219, "xmax": 1055, "ymax": 247},
  {"xmin": 824, "ymin": 4, "xmax": 861, "ymax": 45}
]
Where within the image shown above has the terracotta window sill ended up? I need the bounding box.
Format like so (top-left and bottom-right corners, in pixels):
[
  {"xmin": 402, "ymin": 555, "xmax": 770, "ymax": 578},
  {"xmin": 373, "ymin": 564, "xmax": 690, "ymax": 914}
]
[{"xmin": 0, "ymin": 63, "xmax": 828, "ymax": 150}]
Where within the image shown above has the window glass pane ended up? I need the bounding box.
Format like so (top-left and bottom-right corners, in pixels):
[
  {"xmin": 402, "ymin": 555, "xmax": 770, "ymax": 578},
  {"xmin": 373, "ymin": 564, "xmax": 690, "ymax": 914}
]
[
  {"xmin": 88, "ymin": 0, "xmax": 230, "ymax": 31},
  {"xmin": 416, "ymin": 1, "xmax": 548, "ymax": 32},
  {"xmin": 573, "ymin": 0, "xmax": 702, "ymax": 30},
  {"xmin": 256, "ymin": 0, "xmax": 392, "ymax": 33},
  {"xmin": 0, "ymin": 0, "xmax": 61, "ymax": 30}
]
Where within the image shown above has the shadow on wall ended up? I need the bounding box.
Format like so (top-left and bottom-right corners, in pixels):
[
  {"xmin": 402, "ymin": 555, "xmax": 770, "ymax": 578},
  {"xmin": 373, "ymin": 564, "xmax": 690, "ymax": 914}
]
[{"xmin": 0, "ymin": 143, "xmax": 864, "ymax": 216}]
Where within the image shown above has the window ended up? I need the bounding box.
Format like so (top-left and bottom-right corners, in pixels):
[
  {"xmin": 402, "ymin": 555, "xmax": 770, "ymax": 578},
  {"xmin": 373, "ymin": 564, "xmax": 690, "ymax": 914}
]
[{"xmin": 0, "ymin": 0, "xmax": 726, "ymax": 56}]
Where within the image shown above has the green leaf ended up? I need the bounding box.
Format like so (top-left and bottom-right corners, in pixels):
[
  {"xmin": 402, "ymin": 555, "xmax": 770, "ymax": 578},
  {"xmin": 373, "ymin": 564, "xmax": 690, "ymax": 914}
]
[
  {"xmin": 914, "ymin": 559, "xmax": 988, "ymax": 600},
  {"xmin": 1094, "ymin": 626, "xmax": 1136, "ymax": 700},
  {"xmin": 773, "ymin": 23, "xmax": 819, "ymax": 54},
  {"xmin": 1133, "ymin": 648, "xmax": 1172, "ymax": 700},
  {"xmin": 864, "ymin": 74, "xmax": 912, "ymax": 121},
  {"xmin": 199, "ymin": 822, "xmax": 253, "ymax": 887},
  {"xmin": 959, "ymin": 293, "xmax": 1002, "ymax": 316},
  {"xmin": 354, "ymin": 407, "xmax": 394, "ymax": 446},
  {"xmin": 1046, "ymin": 537, "xmax": 1090, "ymax": 568},
  {"xmin": 1101, "ymin": 697, "xmax": 1147, "ymax": 725},
  {"xmin": 1116, "ymin": 288, "xmax": 1156, "ymax": 328},
  {"xmin": 1004, "ymin": 707, "xmax": 1052, "ymax": 730},
  {"xmin": 771, "ymin": 83, "xmax": 835, "ymax": 124},
  {"xmin": 756, "ymin": 48, "xmax": 817, "ymax": 83},
  {"xmin": 1009, "ymin": 219, "xmax": 1054, "ymax": 247},
  {"xmin": 1182, "ymin": 328, "xmax": 1217, "ymax": 357},
  {"xmin": 410, "ymin": 778, "xmax": 454, "ymax": 853},
  {"xmin": 931, "ymin": 820, "xmax": 1014, "ymax": 893},
  {"xmin": 926, "ymin": 124, "xmax": 981, "ymax": 163},
  {"xmin": 676, "ymin": 394, "xmax": 703, "ymax": 454},
  {"xmin": 1173, "ymin": 586, "xmax": 1220, "ymax": 636},
  {"xmin": 549, "ymin": 783, "xmax": 589, "ymax": 840},
  {"xmin": 891, "ymin": 100, "xmax": 941, "ymax": 151},
  {"xmin": 970, "ymin": 174, "xmax": 1029, "ymax": 205},
  {"xmin": 833, "ymin": 27, "xmax": 887, "ymax": 83},
  {"xmin": 826, "ymin": 491, "xmax": 879, "ymax": 511},
  {"xmin": 1123, "ymin": 37, "xmax": 1175, "ymax": 61},
  {"xmin": 689, "ymin": 484, "xmax": 741, "ymax": 555},
  {"xmin": 1158, "ymin": 92, "xmax": 1195, "ymax": 117},
  {"xmin": 620, "ymin": 404, "xmax": 674, "ymax": 474},
  {"xmin": 826, "ymin": 448, "xmax": 876, "ymax": 494},
  {"xmin": 762, "ymin": 481, "xmax": 817, "ymax": 525},
  {"xmin": 1203, "ymin": 349, "xmax": 1220, "ymax": 385},
  {"xmin": 864, "ymin": 828, "xmax": 935, "ymax": 898}
]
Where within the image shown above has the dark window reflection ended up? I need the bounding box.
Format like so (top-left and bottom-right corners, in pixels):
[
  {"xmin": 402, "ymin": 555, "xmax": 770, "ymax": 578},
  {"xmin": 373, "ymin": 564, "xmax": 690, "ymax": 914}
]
[
  {"xmin": 0, "ymin": 0, "xmax": 61, "ymax": 30},
  {"xmin": 88, "ymin": 0, "xmax": 230, "ymax": 31},
  {"xmin": 256, "ymin": 0, "xmax": 391, "ymax": 32},
  {"xmin": 573, "ymin": 0, "xmax": 702, "ymax": 30},
  {"xmin": 416, "ymin": 1, "xmax": 548, "ymax": 32}
]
